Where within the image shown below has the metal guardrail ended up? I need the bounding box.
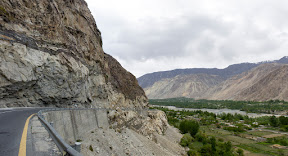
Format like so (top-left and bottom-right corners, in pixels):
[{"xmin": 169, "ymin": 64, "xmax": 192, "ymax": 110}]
[
  {"xmin": 37, "ymin": 107, "xmax": 155, "ymax": 156},
  {"xmin": 38, "ymin": 109, "xmax": 83, "ymax": 156}
]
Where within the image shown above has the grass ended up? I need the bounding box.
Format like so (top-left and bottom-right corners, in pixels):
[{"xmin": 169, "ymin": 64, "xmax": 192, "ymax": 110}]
[
  {"xmin": 225, "ymin": 135, "xmax": 255, "ymax": 144},
  {"xmin": 265, "ymin": 127, "xmax": 279, "ymax": 131},
  {"xmin": 237, "ymin": 144, "xmax": 276, "ymax": 155},
  {"xmin": 245, "ymin": 131, "xmax": 274, "ymax": 137},
  {"xmin": 236, "ymin": 143, "xmax": 286, "ymax": 156},
  {"xmin": 201, "ymin": 126, "xmax": 231, "ymax": 135},
  {"xmin": 190, "ymin": 141, "xmax": 203, "ymax": 149},
  {"xmin": 200, "ymin": 125, "xmax": 288, "ymax": 155}
]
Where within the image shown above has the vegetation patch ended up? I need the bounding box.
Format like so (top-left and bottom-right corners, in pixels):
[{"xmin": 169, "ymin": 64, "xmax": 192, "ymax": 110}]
[
  {"xmin": 0, "ymin": 6, "xmax": 7, "ymax": 15},
  {"xmin": 89, "ymin": 145, "xmax": 93, "ymax": 152},
  {"xmin": 150, "ymin": 98, "xmax": 288, "ymax": 114},
  {"xmin": 153, "ymin": 105, "xmax": 288, "ymax": 155},
  {"xmin": 245, "ymin": 131, "xmax": 274, "ymax": 137}
]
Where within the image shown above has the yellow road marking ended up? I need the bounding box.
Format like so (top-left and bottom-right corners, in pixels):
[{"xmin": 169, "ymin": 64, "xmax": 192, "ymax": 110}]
[{"xmin": 18, "ymin": 114, "xmax": 35, "ymax": 156}]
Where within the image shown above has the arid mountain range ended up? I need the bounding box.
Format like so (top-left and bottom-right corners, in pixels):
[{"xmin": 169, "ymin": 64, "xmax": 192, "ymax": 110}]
[{"xmin": 139, "ymin": 57, "xmax": 288, "ymax": 101}]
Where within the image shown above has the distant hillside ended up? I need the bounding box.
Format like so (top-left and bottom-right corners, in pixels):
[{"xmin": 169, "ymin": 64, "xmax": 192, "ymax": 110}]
[
  {"xmin": 204, "ymin": 64, "xmax": 288, "ymax": 101},
  {"xmin": 140, "ymin": 57, "xmax": 288, "ymax": 100},
  {"xmin": 138, "ymin": 57, "xmax": 288, "ymax": 89},
  {"xmin": 138, "ymin": 63, "xmax": 258, "ymax": 89},
  {"xmin": 145, "ymin": 74, "xmax": 224, "ymax": 99}
]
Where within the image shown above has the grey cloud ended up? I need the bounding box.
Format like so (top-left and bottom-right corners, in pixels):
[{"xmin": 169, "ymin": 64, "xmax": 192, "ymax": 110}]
[
  {"xmin": 105, "ymin": 15, "xmax": 232, "ymax": 61},
  {"xmin": 87, "ymin": 0, "xmax": 288, "ymax": 77}
]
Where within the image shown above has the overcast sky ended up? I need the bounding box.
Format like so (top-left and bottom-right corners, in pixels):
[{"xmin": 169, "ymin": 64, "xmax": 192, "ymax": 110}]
[{"xmin": 86, "ymin": 0, "xmax": 288, "ymax": 77}]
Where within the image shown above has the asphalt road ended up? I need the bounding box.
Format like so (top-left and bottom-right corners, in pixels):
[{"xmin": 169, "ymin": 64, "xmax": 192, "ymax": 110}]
[{"xmin": 0, "ymin": 108, "xmax": 46, "ymax": 156}]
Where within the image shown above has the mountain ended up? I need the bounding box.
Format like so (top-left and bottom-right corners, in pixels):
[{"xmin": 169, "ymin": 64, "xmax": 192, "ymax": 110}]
[
  {"xmin": 204, "ymin": 64, "xmax": 288, "ymax": 101},
  {"xmin": 141, "ymin": 57, "xmax": 288, "ymax": 100},
  {"xmin": 138, "ymin": 63, "xmax": 258, "ymax": 89},
  {"xmin": 138, "ymin": 57, "xmax": 288, "ymax": 89},
  {"xmin": 145, "ymin": 74, "xmax": 224, "ymax": 99},
  {"xmin": 0, "ymin": 0, "xmax": 146, "ymax": 108}
]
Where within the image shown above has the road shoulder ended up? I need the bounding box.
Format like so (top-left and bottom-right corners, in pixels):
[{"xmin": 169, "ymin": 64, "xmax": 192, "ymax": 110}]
[{"xmin": 26, "ymin": 116, "xmax": 61, "ymax": 156}]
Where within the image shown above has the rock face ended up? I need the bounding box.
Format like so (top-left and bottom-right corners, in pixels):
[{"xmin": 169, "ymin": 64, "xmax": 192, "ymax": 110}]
[
  {"xmin": 108, "ymin": 110, "xmax": 168, "ymax": 140},
  {"xmin": 0, "ymin": 2, "xmax": 183, "ymax": 155},
  {"xmin": 0, "ymin": 0, "xmax": 147, "ymax": 108}
]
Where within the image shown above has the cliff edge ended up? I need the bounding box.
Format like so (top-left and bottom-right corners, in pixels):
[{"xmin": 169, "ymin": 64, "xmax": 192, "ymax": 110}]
[{"xmin": 0, "ymin": 0, "xmax": 147, "ymax": 108}]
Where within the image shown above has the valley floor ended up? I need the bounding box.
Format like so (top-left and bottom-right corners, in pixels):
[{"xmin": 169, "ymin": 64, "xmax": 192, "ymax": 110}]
[{"xmin": 201, "ymin": 125, "xmax": 288, "ymax": 156}]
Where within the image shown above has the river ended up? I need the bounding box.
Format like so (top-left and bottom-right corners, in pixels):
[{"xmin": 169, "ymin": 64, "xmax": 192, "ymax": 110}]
[{"xmin": 154, "ymin": 105, "xmax": 279, "ymax": 118}]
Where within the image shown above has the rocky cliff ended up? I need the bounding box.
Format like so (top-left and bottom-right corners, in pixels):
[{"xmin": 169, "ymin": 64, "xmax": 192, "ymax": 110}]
[
  {"xmin": 0, "ymin": 0, "xmax": 147, "ymax": 108},
  {"xmin": 0, "ymin": 1, "xmax": 186, "ymax": 155}
]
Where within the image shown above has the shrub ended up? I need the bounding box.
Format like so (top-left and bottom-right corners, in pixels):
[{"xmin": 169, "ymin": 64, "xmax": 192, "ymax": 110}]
[
  {"xmin": 187, "ymin": 149, "xmax": 199, "ymax": 156},
  {"xmin": 89, "ymin": 145, "xmax": 93, "ymax": 151},
  {"xmin": 195, "ymin": 132, "xmax": 206, "ymax": 142},
  {"xmin": 180, "ymin": 133, "xmax": 194, "ymax": 147},
  {"xmin": 237, "ymin": 148, "xmax": 244, "ymax": 156},
  {"xmin": 280, "ymin": 125, "xmax": 288, "ymax": 132},
  {"xmin": 224, "ymin": 141, "xmax": 232, "ymax": 152},
  {"xmin": 218, "ymin": 138, "xmax": 224, "ymax": 142},
  {"xmin": 199, "ymin": 144, "xmax": 212, "ymax": 155}
]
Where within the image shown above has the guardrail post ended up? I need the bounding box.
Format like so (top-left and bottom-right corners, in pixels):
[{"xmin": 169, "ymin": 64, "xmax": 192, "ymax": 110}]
[
  {"xmin": 50, "ymin": 122, "xmax": 54, "ymax": 127},
  {"xmin": 74, "ymin": 142, "xmax": 81, "ymax": 153}
]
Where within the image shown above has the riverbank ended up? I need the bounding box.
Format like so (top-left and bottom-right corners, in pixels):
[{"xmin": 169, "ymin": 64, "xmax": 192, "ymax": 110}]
[{"xmin": 151, "ymin": 105, "xmax": 281, "ymax": 118}]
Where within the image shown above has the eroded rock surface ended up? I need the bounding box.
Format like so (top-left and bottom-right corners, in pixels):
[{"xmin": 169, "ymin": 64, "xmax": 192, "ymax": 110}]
[
  {"xmin": 108, "ymin": 110, "xmax": 168, "ymax": 140},
  {"xmin": 0, "ymin": 0, "xmax": 147, "ymax": 108}
]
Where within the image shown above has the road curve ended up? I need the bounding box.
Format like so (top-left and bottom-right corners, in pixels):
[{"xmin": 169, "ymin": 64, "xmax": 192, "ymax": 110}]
[{"xmin": 0, "ymin": 108, "xmax": 47, "ymax": 156}]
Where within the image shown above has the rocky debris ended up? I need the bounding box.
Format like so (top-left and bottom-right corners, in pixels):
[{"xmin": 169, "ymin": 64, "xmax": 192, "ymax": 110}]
[
  {"xmin": 81, "ymin": 126, "xmax": 186, "ymax": 156},
  {"xmin": 0, "ymin": 0, "xmax": 147, "ymax": 108}
]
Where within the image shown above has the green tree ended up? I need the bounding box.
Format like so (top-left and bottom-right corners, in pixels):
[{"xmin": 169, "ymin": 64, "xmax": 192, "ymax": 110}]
[
  {"xmin": 224, "ymin": 141, "xmax": 232, "ymax": 152},
  {"xmin": 279, "ymin": 116, "xmax": 288, "ymax": 125},
  {"xmin": 210, "ymin": 136, "xmax": 217, "ymax": 153},
  {"xmin": 270, "ymin": 115, "xmax": 279, "ymax": 127},
  {"xmin": 200, "ymin": 144, "xmax": 212, "ymax": 156},
  {"xmin": 179, "ymin": 120, "xmax": 199, "ymax": 136}
]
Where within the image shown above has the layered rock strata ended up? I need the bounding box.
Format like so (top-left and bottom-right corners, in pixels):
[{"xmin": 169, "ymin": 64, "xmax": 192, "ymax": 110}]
[{"xmin": 0, "ymin": 0, "xmax": 147, "ymax": 108}]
